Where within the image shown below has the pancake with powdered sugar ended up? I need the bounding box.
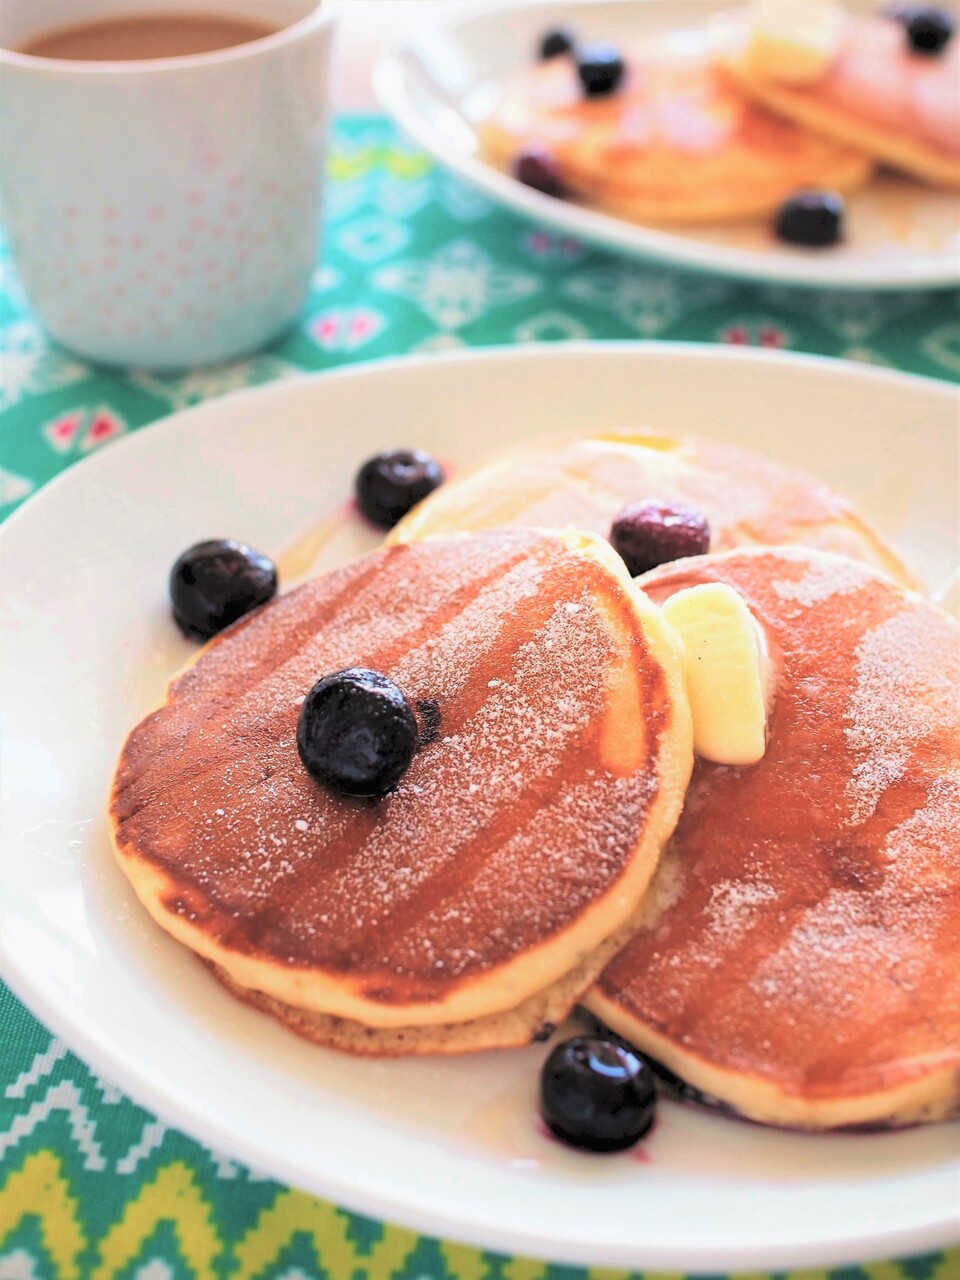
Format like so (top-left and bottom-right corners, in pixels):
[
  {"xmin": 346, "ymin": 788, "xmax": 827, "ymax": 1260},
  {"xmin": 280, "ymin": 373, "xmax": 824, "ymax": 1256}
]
[
  {"xmin": 111, "ymin": 528, "xmax": 692, "ymax": 1051},
  {"xmin": 389, "ymin": 431, "xmax": 916, "ymax": 591},
  {"xmin": 587, "ymin": 547, "xmax": 960, "ymax": 1129}
]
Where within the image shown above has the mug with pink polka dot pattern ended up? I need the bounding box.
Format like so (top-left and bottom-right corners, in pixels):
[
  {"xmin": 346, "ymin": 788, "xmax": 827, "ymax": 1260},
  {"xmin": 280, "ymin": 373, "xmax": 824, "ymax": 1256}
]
[{"xmin": 0, "ymin": 0, "xmax": 335, "ymax": 370}]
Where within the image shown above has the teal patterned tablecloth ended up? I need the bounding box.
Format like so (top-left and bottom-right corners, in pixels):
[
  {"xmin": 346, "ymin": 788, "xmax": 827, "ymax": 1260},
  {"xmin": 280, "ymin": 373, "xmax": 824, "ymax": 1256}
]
[{"xmin": 1, "ymin": 115, "xmax": 958, "ymax": 1280}]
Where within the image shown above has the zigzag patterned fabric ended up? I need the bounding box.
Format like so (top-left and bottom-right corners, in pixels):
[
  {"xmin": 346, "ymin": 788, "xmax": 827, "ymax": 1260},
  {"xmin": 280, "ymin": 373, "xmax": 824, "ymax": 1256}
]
[
  {"xmin": 1, "ymin": 115, "xmax": 959, "ymax": 1280},
  {"xmin": 2, "ymin": 985, "xmax": 958, "ymax": 1278}
]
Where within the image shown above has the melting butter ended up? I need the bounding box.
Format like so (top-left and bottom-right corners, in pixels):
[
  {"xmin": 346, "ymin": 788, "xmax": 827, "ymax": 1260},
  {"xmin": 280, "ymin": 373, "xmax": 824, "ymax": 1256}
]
[
  {"xmin": 661, "ymin": 583, "xmax": 769, "ymax": 767},
  {"xmin": 745, "ymin": 0, "xmax": 844, "ymax": 85}
]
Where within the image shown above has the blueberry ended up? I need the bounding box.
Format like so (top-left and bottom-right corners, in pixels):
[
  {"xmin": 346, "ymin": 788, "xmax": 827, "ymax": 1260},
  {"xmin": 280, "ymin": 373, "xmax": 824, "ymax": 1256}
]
[
  {"xmin": 515, "ymin": 146, "xmax": 568, "ymax": 197},
  {"xmin": 355, "ymin": 449, "xmax": 444, "ymax": 530},
  {"xmin": 887, "ymin": 5, "xmax": 954, "ymax": 54},
  {"xmin": 609, "ymin": 501, "xmax": 711, "ymax": 577},
  {"xmin": 539, "ymin": 27, "xmax": 575, "ymax": 59},
  {"xmin": 169, "ymin": 539, "xmax": 277, "ymax": 640},
  {"xmin": 540, "ymin": 1036, "xmax": 656, "ymax": 1152},
  {"xmin": 576, "ymin": 43, "xmax": 625, "ymax": 97},
  {"xmin": 775, "ymin": 190, "xmax": 845, "ymax": 247},
  {"xmin": 296, "ymin": 668, "xmax": 419, "ymax": 798}
]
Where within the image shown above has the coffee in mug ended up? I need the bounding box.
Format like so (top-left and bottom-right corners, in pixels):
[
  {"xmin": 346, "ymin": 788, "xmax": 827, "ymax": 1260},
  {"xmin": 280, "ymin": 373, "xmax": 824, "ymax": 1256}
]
[
  {"xmin": 18, "ymin": 14, "xmax": 279, "ymax": 62},
  {"xmin": 0, "ymin": 1, "xmax": 335, "ymax": 370}
]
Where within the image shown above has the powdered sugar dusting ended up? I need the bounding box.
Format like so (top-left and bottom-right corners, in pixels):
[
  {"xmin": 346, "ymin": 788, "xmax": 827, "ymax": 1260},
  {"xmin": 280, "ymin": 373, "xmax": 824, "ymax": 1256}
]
[
  {"xmin": 772, "ymin": 557, "xmax": 868, "ymax": 611},
  {"xmin": 432, "ymin": 770, "xmax": 657, "ymax": 975},
  {"xmin": 748, "ymin": 889, "xmax": 913, "ymax": 1022},
  {"xmin": 844, "ymin": 606, "xmax": 960, "ymax": 825},
  {"xmin": 705, "ymin": 879, "xmax": 777, "ymax": 939},
  {"xmin": 388, "ymin": 558, "xmax": 549, "ymax": 702},
  {"xmin": 884, "ymin": 771, "xmax": 960, "ymax": 888},
  {"xmin": 336, "ymin": 595, "xmax": 653, "ymax": 977}
]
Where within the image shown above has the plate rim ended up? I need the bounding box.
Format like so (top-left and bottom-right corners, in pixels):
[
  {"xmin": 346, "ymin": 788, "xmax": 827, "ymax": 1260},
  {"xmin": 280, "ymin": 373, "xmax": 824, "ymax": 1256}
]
[
  {"xmin": 2, "ymin": 342, "xmax": 959, "ymax": 1272},
  {"xmin": 373, "ymin": 0, "xmax": 960, "ymax": 292},
  {"xmin": 0, "ymin": 340, "xmax": 955, "ymax": 543}
]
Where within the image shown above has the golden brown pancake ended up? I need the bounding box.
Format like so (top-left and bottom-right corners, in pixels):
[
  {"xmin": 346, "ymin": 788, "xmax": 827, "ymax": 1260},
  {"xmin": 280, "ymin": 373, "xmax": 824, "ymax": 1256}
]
[
  {"xmin": 390, "ymin": 432, "xmax": 917, "ymax": 590},
  {"xmin": 587, "ymin": 547, "xmax": 960, "ymax": 1129},
  {"xmin": 481, "ymin": 37, "xmax": 871, "ymax": 223},
  {"xmin": 720, "ymin": 10, "xmax": 960, "ymax": 189},
  {"xmin": 200, "ymin": 902, "xmax": 642, "ymax": 1057},
  {"xmin": 111, "ymin": 528, "xmax": 692, "ymax": 1043}
]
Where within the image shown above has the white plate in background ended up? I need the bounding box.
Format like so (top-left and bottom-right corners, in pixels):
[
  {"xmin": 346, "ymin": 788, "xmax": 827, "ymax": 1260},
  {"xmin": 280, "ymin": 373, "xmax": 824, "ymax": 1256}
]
[
  {"xmin": 2, "ymin": 345, "xmax": 959, "ymax": 1272},
  {"xmin": 375, "ymin": 0, "xmax": 960, "ymax": 290}
]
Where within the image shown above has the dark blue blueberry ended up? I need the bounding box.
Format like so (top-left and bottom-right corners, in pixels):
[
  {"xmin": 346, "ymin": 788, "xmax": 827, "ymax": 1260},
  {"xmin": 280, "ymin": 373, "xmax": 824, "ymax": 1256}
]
[
  {"xmin": 576, "ymin": 43, "xmax": 625, "ymax": 97},
  {"xmin": 169, "ymin": 538, "xmax": 277, "ymax": 641},
  {"xmin": 539, "ymin": 27, "xmax": 575, "ymax": 59},
  {"xmin": 775, "ymin": 189, "xmax": 845, "ymax": 247},
  {"xmin": 887, "ymin": 6, "xmax": 954, "ymax": 54},
  {"xmin": 514, "ymin": 146, "xmax": 568, "ymax": 197},
  {"xmin": 355, "ymin": 449, "xmax": 444, "ymax": 529},
  {"xmin": 610, "ymin": 501, "xmax": 711, "ymax": 577},
  {"xmin": 296, "ymin": 668, "xmax": 419, "ymax": 798},
  {"xmin": 540, "ymin": 1036, "xmax": 656, "ymax": 1152}
]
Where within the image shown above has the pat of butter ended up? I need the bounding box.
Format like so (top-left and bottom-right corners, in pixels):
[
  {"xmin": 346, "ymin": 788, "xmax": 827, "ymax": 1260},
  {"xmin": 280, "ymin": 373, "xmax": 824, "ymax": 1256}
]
[
  {"xmin": 662, "ymin": 583, "xmax": 769, "ymax": 767},
  {"xmin": 745, "ymin": 0, "xmax": 844, "ymax": 85}
]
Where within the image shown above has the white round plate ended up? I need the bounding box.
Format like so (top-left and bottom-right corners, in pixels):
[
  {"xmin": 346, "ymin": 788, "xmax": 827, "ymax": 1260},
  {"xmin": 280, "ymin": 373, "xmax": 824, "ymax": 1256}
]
[
  {"xmin": 374, "ymin": 0, "xmax": 960, "ymax": 290},
  {"xmin": 2, "ymin": 345, "xmax": 959, "ymax": 1272}
]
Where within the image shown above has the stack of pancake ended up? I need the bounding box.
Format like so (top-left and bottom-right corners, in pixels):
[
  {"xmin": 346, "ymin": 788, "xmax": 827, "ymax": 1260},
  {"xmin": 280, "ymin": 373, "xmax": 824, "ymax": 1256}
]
[
  {"xmin": 111, "ymin": 527, "xmax": 695, "ymax": 1055},
  {"xmin": 479, "ymin": 3, "xmax": 960, "ymax": 225},
  {"xmin": 721, "ymin": 5, "xmax": 960, "ymax": 191},
  {"xmin": 111, "ymin": 428, "xmax": 960, "ymax": 1131}
]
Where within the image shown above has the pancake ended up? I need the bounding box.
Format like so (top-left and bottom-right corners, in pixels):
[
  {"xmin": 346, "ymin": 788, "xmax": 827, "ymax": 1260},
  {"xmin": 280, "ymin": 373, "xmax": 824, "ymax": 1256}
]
[
  {"xmin": 586, "ymin": 547, "xmax": 960, "ymax": 1130},
  {"xmin": 111, "ymin": 528, "xmax": 692, "ymax": 1044},
  {"xmin": 481, "ymin": 37, "xmax": 871, "ymax": 223},
  {"xmin": 200, "ymin": 900, "xmax": 643, "ymax": 1057},
  {"xmin": 389, "ymin": 431, "xmax": 917, "ymax": 590},
  {"xmin": 720, "ymin": 10, "xmax": 960, "ymax": 188}
]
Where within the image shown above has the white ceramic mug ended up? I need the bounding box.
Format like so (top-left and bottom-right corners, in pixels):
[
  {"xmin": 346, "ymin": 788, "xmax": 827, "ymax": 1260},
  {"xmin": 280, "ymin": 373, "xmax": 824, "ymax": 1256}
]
[{"xmin": 0, "ymin": 0, "xmax": 336, "ymax": 369}]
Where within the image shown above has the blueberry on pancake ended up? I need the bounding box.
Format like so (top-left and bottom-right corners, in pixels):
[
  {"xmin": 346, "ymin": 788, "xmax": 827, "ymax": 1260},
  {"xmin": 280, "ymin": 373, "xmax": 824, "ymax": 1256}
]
[{"xmin": 111, "ymin": 528, "xmax": 693, "ymax": 1054}]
